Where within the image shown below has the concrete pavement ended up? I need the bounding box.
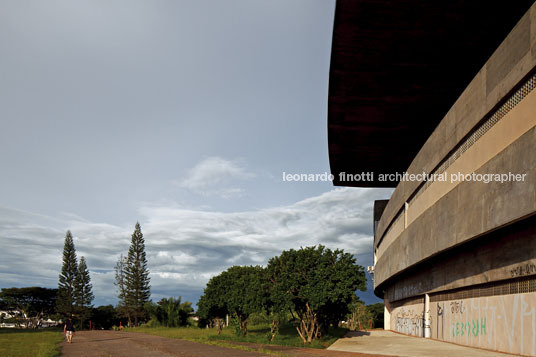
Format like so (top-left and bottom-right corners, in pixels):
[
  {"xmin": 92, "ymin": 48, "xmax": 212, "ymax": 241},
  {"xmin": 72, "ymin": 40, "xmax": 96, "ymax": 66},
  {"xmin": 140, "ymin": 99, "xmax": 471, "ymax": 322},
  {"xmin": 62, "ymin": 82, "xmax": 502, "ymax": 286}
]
[{"xmin": 328, "ymin": 330, "xmax": 518, "ymax": 357}]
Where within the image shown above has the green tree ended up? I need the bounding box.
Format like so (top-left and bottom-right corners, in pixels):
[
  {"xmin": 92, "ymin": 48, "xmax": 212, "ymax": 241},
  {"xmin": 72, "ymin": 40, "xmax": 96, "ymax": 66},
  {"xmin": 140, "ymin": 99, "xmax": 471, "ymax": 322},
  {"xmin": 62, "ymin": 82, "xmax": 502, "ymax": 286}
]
[
  {"xmin": 223, "ymin": 265, "xmax": 265, "ymax": 335},
  {"xmin": 0, "ymin": 287, "xmax": 58, "ymax": 328},
  {"xmin": 197, "ymin": 275, "xmax": 228, "ymax": 333},
  {"xmin": 261, "ymin": 282, "xmax": 285, "ymax": 342},
  {"xmin": 346, "ymin": 296, "xmax": 372, "ymax": 331},
  {"xmin": 366, "ymin": 302, "xmax": 384, "ymax": 328},
  {"xmin": 197, "ymin": 265, "xmax": 265, "ymax": 335},
  {"xmin": 124, "ymin": 222, "xmax": 151, "ymax": 326},
  {"xmin": 74, "ymin": 256, "xmax": 94, "ymax": 329},
  {"xmin": 91, "ymin": 305, "xmax": 120, "ymax": 330},
  {"xmin": 266, "ymin": 245, "xmax": 366, "ymax": 343},
  {"xmin": 57, "ymin": 230, "xmax": 78, "ymax": 318},
  {"xmin": 145, "ymin": 297, "xmax": 193, "ymax": 327}
]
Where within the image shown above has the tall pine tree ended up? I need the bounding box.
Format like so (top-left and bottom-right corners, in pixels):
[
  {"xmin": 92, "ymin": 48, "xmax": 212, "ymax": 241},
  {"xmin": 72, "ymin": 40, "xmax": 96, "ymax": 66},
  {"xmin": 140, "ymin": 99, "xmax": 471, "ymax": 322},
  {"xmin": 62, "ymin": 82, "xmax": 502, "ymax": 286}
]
[
  {"xmin": 57, "ymin": 230, "xmax": 78, "ymax": 318},
  {"xmin": 125, "ymin": 222, "xmax": 151, "ymax": 326},
  {"xmin": 74, "ymin": 256, "xmax": 94, "ymax": 328}
]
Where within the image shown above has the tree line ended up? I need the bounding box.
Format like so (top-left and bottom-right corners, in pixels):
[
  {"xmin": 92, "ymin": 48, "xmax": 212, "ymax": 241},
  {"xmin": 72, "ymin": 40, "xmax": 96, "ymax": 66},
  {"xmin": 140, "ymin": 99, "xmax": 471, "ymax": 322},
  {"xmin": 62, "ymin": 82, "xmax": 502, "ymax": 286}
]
[
  {"xmin": 0, "ymin": 222, "xmax": 152, "ymax": 329},
  {"xmin": 197, "ymin": 245, "xmax": 368, "ymax": 343},
  {"xmin": 1, "ymin": 223, "xmax": 382, "ymax": 341}
]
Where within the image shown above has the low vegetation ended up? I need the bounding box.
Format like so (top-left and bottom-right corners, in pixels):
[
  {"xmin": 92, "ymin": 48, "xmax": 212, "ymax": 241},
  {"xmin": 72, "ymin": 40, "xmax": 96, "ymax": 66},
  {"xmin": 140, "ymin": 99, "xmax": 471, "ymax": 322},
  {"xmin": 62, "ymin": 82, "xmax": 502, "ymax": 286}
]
[
  {"xmin": 129, "ymin": 318, "xmax": 348, "ymax": 349},
  {"xmin": 0, "ymin": 328, "xmax": 63, "ymax": 357}
]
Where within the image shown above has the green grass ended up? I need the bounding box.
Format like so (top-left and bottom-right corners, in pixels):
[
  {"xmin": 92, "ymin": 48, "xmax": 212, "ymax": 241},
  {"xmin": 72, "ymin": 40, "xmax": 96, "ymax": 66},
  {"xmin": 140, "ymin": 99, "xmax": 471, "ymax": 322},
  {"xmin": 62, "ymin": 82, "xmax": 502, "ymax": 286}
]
[
  {"xmin": 127, "ymin": 322, "xmax": 347, "ymax": 351},
  {"xmin": 0, "ymin": 328, "xmax": 63, "ymax": 357}
]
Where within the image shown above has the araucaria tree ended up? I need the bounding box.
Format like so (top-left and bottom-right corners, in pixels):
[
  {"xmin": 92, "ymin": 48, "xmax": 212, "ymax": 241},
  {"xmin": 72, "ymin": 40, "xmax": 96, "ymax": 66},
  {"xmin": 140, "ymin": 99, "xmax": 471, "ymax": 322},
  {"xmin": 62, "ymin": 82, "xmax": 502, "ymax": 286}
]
[
  {"xmin": 266, "ymin": 245, "xmax": 366, "ymax": 343},
  {"xmin": 57, "ymin": 231, "xmax": 78, "ymax": 318},
  {"xmin": 124, "ymin": 222, "xmax": 151, "ymax": 326},
  {"xmin": 74, "ymin": 256, "xmax": 94, "ymax": 328}
]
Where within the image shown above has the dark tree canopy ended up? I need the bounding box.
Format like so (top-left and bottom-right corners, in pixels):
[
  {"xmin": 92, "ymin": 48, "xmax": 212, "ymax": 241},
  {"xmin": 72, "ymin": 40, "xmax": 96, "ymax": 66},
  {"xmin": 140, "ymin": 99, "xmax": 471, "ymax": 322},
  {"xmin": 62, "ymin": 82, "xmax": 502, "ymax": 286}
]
[
  {"xmin": 91, "ymin": 305, "xmax": 120, "ymax": 330},
  {"xmin": 366, "ymin": 302, "xmax": 385, "ymax": 328},
  {"xmin": 57, "ymin": 230, "xmax": 78, "ymax": 318},
  {"xmin": 266, "ymin": 245, "xmax": 366, "ymax": 343},
  {"xmin": 197, "ymin": 274, "xmax": 229, "ymax": 327},
  {"xmin": 0, "ymin": 287, "xmax": 58, "ymax": 328}
]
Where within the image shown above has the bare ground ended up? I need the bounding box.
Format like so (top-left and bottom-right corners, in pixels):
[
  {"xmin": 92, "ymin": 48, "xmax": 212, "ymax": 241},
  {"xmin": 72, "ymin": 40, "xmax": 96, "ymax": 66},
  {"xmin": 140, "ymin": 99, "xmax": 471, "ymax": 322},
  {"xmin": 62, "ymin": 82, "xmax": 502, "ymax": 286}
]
[{"xmin": 60, "ymin": 330, "xmax": 390, "ymax": 357}]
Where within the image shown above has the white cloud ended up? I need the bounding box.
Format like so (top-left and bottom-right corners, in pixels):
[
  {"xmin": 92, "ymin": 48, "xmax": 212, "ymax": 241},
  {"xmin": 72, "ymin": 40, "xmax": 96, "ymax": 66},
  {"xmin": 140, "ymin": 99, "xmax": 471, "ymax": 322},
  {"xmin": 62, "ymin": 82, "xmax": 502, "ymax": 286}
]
[
  {"xmin": 0, "ymin": 187, "xmax": 391, "ymax": 306},
  {"xmin": 177, "ymin": 157, "xmax": 255, "ymax": 198}
]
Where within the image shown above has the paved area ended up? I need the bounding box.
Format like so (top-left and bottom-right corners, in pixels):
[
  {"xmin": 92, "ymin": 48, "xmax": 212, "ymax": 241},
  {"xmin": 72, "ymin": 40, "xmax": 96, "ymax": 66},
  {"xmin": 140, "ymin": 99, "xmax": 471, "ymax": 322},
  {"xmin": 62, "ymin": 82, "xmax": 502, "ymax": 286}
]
[
  {"xmin": 328, "ymin": 330, "xmax": 518, "ymax": 357},
  {"xmin": 60, "ymin": 331, "xmax": 389, "ymax": 357}
]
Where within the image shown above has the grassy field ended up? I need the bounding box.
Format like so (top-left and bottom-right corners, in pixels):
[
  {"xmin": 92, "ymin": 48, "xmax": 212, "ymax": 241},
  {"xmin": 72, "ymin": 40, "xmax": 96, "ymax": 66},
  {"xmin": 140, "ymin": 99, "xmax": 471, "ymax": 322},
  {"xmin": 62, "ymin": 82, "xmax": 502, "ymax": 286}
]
[
  {"xmin": 128, "ymin": 322, "xmax": 347, "ymax": 350},
  {"xmin": 0, "ymin": 328, "xmax": 63, "ymax": 357}
]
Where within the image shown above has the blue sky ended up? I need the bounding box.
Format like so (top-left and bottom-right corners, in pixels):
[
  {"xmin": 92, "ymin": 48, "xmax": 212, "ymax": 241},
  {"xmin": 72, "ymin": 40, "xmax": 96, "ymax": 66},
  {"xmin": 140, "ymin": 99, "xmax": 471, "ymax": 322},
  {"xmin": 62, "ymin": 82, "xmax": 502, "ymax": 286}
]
[{"xmin": 0, "ymin": 0, "xmax": 392, "ymax": 306}]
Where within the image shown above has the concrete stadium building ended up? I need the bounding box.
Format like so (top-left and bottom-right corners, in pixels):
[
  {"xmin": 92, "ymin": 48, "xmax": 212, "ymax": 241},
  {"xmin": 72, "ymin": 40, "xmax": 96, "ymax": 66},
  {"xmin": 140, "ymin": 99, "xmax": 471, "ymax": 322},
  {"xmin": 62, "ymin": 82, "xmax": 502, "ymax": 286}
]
[{"xmin": 328, "ymin": 1, "xmax": 536, "ymax": 355}]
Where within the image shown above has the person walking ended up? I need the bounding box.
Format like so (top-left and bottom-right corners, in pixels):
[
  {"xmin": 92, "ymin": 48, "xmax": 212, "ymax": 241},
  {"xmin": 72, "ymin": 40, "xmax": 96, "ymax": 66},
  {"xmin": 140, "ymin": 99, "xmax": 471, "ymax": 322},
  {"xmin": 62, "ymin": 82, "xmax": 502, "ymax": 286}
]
[{"xmin": 64, "ymin": 317, "xmax": 75, "ymax": 343}]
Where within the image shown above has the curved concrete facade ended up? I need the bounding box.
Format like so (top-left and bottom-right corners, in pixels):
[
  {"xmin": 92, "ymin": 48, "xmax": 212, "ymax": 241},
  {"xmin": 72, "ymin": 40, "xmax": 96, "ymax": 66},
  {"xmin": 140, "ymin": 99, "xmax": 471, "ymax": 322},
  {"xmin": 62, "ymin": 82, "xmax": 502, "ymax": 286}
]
[{"xmin": 373, "ymin": 4, "xmax": 536, "ymax": 356}]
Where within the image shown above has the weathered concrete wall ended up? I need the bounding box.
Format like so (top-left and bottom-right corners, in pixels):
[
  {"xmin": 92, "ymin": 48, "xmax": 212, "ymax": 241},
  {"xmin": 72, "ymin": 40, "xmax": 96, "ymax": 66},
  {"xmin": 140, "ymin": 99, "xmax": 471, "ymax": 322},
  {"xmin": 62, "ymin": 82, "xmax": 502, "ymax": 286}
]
[
  {"xmin": 382, "ymin": 208, "xmax": 536, "ymax": 302},
  {"xmin": 391, "ymin": 302, "xmax": 425, "ymax": 337},
  {"xmin": 375, "ymin": 123, "xmax": 536, "ymax": 293},
  {"xmin": 389, "ymin": 293, "xmax": 536, "ymax": 355},
  {"xmin": 431, "ymin": 293, "xmax": 536, "ymax": 356},
  {"xmin": 375, "ymin": 2, "xmax": 536, "ymax": 250},
  {"xmin": 373, "ymin": 3, "xmax": 536, "ymax": 356}
]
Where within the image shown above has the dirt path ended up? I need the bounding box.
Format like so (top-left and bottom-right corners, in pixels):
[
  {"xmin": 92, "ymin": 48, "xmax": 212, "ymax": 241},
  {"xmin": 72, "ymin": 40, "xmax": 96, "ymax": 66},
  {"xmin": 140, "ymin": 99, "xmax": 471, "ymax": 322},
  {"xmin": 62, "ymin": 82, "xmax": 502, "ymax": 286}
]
[
  {"xmin": 60, "ymin": 330, "xmax": 266, "ymax": 356},
  {"xmin": 60, "ymin": 331, "xmax": 390, "ymax": 357}
]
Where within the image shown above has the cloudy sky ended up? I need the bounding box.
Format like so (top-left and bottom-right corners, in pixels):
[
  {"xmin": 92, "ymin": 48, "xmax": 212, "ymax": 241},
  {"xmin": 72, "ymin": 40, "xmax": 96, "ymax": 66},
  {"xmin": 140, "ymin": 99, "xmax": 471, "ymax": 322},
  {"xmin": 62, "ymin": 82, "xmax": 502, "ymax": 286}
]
[{"xmin": 0, "ymin": 0, "xmax": 392, "ymax": 306}]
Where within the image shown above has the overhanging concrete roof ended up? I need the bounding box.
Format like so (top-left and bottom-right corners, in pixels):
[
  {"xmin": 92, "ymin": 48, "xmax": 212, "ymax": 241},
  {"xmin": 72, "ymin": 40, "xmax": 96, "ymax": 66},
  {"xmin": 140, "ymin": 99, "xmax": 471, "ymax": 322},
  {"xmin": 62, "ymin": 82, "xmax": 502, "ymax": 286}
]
[{"xmin": 328, "ymin": 0, "xmax": 534, "ymax": 187}]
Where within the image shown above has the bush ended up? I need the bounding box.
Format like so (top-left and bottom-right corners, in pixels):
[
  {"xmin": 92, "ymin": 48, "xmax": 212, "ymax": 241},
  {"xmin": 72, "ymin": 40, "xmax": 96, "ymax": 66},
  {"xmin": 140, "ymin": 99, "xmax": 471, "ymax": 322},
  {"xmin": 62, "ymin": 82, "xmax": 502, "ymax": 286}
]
[{"xmin": 145, "ymin": 297, "xmax": 193, "ymax": 327}]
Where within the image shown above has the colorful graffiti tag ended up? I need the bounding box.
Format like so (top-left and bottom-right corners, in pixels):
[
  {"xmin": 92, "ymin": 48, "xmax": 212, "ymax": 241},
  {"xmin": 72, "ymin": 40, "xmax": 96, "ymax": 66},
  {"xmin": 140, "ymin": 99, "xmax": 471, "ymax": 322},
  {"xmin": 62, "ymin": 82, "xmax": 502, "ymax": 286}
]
[{"xmin": 432, "ymin": 293, "xmax": 536, "ymax": 356}]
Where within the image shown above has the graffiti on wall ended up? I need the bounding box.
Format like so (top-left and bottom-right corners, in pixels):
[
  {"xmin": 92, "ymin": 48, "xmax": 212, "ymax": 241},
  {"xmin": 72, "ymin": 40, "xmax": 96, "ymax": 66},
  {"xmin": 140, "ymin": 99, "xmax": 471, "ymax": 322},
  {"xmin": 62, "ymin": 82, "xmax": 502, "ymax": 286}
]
[
  {"xmin": 446, "ymin": 300, "xmax": 486, "ymax": 337},
  {"xmin": 450, "ymin": 300, "xmax": 465, "ymax": 314},
  {"xmin": 437, "ymin": 302, "xmax": 444, "ymax": 339},
  {"xmin": 394, "ymin": 307, "xmax": 425, "ymax": 336},
  {"xmin": 451, "ymin": 318, "xmax": 486, "ymax": 337},
  {"xmin": 510, "ymin": 263, "xmax": 536, "ymax": 278},
  {"xmin": 432, "ymin": 293, "xmax": 536, "ymax": 356}
]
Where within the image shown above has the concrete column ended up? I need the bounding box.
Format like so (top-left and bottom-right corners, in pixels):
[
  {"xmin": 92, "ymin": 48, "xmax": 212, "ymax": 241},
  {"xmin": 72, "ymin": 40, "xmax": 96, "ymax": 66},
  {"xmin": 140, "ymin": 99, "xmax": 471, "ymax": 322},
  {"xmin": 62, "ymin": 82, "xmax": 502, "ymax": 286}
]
[
  {"xmin": 384, "ymin": 299, "xmax": 391, "ymax": 331},
  {"xmin": 404, "ymin": 202, "xmax": 408, "ymax": 228},
  {"xmin": 424, "ymin": 293, "xmax": 431, "ymax": 338}
]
